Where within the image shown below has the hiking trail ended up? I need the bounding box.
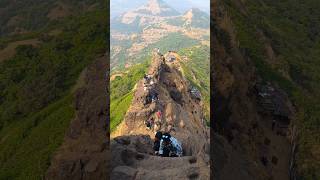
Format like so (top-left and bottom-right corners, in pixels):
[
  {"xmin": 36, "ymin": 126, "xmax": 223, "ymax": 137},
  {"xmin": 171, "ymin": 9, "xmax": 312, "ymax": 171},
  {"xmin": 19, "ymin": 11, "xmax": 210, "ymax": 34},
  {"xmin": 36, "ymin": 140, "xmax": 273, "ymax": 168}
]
[{"xmin": 110, "ymin": 50, "xmax": 210, "ymax": 179}]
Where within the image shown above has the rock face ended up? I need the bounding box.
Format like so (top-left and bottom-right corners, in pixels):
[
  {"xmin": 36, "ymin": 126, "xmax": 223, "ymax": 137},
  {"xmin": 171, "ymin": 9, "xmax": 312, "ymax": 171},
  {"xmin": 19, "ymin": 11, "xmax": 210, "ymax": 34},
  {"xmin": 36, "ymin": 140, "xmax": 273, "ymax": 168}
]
[
  {"xmin": 212, "ymin": 1, "xmax": 295, "ymax": 180},
  {"xmin": 111, "ymin": 52, "xmax": 210, "ymax": 179},
  {"xmin": 45, "ymin": 55, "xmax": 109, "ymax": 180}
]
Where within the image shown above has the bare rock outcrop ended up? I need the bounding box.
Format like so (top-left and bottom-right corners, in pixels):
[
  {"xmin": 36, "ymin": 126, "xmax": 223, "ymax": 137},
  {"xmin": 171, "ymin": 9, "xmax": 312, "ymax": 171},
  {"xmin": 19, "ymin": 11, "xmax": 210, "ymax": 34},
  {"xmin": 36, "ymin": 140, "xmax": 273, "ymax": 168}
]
[
  {"xmin": 46, "ymin": 55, "xmax": 109, "ymax": 180},
  {"xmin": 212, "ymin": 1, "xmax": 295, "ymax": 179}
]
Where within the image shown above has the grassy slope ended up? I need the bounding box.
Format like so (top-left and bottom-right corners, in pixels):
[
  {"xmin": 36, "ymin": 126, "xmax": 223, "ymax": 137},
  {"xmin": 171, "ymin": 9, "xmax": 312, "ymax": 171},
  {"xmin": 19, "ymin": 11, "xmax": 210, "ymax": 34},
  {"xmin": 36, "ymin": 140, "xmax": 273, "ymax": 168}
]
[
  {"xmin": 134, "ymin": 33, "xmax": 199, "ymax": 62},
  {"xmin": 179, "ymin": 46, "xmax": 210, "ymax": 123},
  {"xmin": 111, "ymin": 33, "xmax": 200, "ymax": 71},
  {"xmin": 223, "ymin": 0, "xmax": 320, "ymax": 178},
  {"xmin": 110, "ymin": 61, "xmax": 149, "ymax": 132},
  {"xmin": 110, "ymin": 92, "xmax": 134, "ymax": 131},
  {"xmin": 0, "ymin": 8, "xmax": 106, "ymax": 179},
  {"xmin": 0, "ymin": 95, "xmax": 74, "ymax": 179},
  {"xmin": 110, "ymin": 45, "xmax": 210, "ymax": 131},
  {"xmin": 0, "ymin": 0, "xmax": 103, "ymax": 38}
]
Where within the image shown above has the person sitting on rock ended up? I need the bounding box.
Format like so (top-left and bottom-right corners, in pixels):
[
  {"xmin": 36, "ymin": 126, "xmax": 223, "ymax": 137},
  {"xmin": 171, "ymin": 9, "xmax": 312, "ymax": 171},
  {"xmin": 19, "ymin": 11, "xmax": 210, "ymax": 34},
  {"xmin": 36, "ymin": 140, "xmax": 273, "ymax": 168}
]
[
  {"xmin": 167, "ymin": 124, "xmax": 174, "ymax": 133},
  {"xmin": 159, "ymin": 133, "xmax": 183, "ymax": 157},
  {"xmin": 150, "ymin": 79, "xmax": 155, "ymax": 86},
  {"xmin": 153, "ymin": 131, "xmax": 162, "ymax": 155},
  {"xmin": 144, "ymin": 74, "xmax": 152, "ymax": 85},
  {"xmin": 143, "ymin": 95, "xmax": 152, "ymax": 106},
  {"xmin": 153, "ymin": 121, "xmax": 161, "ymax": 132},
  {"xmin": 145, "ymin": 117, "xmax": 154, "ymax": 130},
  {"xmin": 151, "ymin": 92, "xmax": 159, "ymax": 102}
]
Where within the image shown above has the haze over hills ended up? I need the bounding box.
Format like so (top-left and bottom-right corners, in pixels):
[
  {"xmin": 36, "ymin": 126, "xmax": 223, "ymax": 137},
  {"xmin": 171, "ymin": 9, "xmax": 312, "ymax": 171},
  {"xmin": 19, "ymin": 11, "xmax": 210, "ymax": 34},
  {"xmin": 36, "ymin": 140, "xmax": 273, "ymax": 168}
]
[
  {"xmin": 110, "ymin": 0, "xmax": 210, "ymax": 18},
  {"xmin": 110, "ymin": 0, "xmax": 209, "ymax": 70}
]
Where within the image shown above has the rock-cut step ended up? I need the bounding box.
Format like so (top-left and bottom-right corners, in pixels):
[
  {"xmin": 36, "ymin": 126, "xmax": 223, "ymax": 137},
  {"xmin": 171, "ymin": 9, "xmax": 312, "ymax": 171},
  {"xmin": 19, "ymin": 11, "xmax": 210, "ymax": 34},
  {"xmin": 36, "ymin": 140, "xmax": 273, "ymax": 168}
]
[
  {"xmin": 134, "ymin": 155, "xmax": 199, "ymax": 170},
  {"xmin": 111, "ymin": 165, "xmax": 201, "ymax": 180},
  {"xmin": 110, "ymin": 51, "xmax": 210, "ymax": 179}
]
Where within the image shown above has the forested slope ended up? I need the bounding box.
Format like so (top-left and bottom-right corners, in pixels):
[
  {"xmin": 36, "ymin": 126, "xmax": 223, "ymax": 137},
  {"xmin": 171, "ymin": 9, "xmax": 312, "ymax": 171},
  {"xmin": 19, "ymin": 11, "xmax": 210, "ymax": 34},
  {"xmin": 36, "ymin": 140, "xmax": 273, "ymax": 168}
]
[
  {"xmin": 213, "ymin": 0, "xmax": 320, "ymax": 179},
  {"xmin": 0, "ymin": 2, "xmax": 107, "ymax": 178}
]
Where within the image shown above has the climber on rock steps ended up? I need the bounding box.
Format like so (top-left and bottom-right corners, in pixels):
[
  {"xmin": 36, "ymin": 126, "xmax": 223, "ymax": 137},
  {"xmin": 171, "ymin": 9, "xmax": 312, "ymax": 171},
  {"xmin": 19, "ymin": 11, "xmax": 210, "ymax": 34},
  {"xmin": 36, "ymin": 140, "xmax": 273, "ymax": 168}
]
[
  {"xmin": 145, "ymin": 116, "xmax": 154, "ymax": 130},
  {"xmin": 153, "ymin": 131, "xmax": 162, "ymax": 155},
  {"xmin": 153, "ymin": 131, "xmax": 183, "ymax": 157}
]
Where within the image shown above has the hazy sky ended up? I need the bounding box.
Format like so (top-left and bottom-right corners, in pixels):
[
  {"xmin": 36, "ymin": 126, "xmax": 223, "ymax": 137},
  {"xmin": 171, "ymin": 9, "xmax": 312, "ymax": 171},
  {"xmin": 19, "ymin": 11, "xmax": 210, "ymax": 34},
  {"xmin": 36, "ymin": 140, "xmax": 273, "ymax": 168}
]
[{"xmin": 110, "ymin": 0, "xmax": 210, "ymax": 18}]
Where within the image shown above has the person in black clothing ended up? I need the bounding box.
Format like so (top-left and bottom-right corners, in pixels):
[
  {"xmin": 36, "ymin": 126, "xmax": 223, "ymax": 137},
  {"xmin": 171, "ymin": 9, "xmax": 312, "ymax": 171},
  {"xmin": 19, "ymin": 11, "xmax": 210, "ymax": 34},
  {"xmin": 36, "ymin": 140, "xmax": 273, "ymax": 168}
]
[
  {"xmin": 153, "ymin": 131, "xmax": 183, "ymax": 157},
  {"xmin": 145, "ymin": 117, "xmax": 154, "ymax": 130},
  {"xmin": 151, "ymin": 92, "xmax": 159, "ymax": 102},
  {"xmin": 143, "ymin": 95, "xmax": 152, "ymax": 106},
  {"xmin": 160, "ymin": 133, "xmax": 174, "ymax": 157},
  {"xmin": 162, "ymin": 146, "xmax": 171, "ymax": 157},
  {"xmin": 153, "ymin": 131, "xmax": 162, "ymax": 155},
  {"xmin": 272, "ymin": 119, "xmax": 276, "ymax": 131}
]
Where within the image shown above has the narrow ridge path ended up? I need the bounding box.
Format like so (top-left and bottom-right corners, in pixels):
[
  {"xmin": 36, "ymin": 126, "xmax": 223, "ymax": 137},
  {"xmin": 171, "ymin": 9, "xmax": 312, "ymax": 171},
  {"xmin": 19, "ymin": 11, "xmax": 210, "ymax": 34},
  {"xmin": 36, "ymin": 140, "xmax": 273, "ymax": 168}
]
[{"xmin": 111, "ymin": 51, "xmax": 210, "ymax": 180}]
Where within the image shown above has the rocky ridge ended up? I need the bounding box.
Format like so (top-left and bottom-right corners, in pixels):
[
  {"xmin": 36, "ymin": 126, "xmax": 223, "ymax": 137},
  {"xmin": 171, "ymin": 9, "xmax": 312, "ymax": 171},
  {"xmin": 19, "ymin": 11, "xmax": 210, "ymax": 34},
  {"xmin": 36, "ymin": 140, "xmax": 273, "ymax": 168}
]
[
  {"xmin": 212, "ymin": 1, "xmax": 296, "ymax": 179},
  {"xmin": 111, "ymin": 51, "xmax": 210, "ymax": 179},
  {"xmin": 45, "ymin": 55, "xmax": 108, "ymax": 180}
]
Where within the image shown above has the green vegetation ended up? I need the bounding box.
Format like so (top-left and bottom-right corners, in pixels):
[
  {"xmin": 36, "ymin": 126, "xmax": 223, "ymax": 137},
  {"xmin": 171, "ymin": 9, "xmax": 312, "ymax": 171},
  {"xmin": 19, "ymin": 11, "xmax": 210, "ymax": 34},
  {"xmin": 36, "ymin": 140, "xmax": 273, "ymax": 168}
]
[
  {"xmin": 0, "ymin": 10, "xmax": 106, "ymax": 128},
  {"xmin": 224, "ymin": 0, "xmax": 320, "ymax": 178},
  {"xmin": 133, "ymin": 33, "xmax": 199, "ymax": 63},
  {"xmin": 166, "ymin": 17, "xmax": 185, "ymax": 26},
  {"xmin": 0, "ymin": 0, "xmax": 103, "ymax": 37},
  {"xmin": 110, "ymin": 92, "xmax": 134, "ymax": 131},
  {"xmin": 110, "ymin": 45, "xmax": 211, "ymax": 130},
  {"xmin": 0, "ymin": 95, "xmax": 74, "ymax": 179},
  {"xmin": 148, "ymin": 33, "xmax": 199, "ymax": 53},
  {"xmin": 110, "ymin": 40, "xmax": 134, "ymax": 72},
  {"xmin": 112, "ymin": 32, "xmax": 199, "ymax": 72},
  {"xmin": 179, "ymin": 46, "xmax": 210, "ymax": 123},
  {"xmin": 110, "ymin": 44, "xmax": 210, "ymax": 130},
  {"xmin": 110, "ymin": 61, "xmax": 149, "ymax": 131},
  {"xmin": 0, "ymin": 7, "xmax": 106, "ymax": 179},
  {"xmin": 111, "ymin": 61, "xmax": 149, "ymax": 100}
]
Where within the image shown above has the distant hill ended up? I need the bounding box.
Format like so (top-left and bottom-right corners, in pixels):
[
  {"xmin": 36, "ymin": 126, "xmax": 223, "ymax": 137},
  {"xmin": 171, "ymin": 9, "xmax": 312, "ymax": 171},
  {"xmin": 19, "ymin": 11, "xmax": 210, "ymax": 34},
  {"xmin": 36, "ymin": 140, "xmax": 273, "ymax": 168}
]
[
  {"xmin": 110, "ymin": 0, "xmax": 209, "ymax": 71},
  {"xmin": 110, "ymin": 0, "xmax": 210, "ymax": 18},
  {"xmin": 165, "ymin": 8, "xmax": 210, "ymax": 30}
]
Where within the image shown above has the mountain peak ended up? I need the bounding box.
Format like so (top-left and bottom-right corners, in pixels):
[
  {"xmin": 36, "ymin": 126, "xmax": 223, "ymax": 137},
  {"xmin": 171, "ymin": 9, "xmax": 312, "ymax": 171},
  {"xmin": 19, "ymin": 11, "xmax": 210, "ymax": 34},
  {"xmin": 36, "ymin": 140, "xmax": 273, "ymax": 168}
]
[
  {"xmin": 141, "ymin": 0, "xmax": 164, "ymax": 15},
  {"xmin": 135, "ymin": 0, "xmax": 180, "ymax": 16},
  {"xmin": 182, "ymin": 8, "xmax": 209, "ymax": 28},
  {"xmin": 184, "ymin": 8, "xmax": 208, "ymax": 16}
]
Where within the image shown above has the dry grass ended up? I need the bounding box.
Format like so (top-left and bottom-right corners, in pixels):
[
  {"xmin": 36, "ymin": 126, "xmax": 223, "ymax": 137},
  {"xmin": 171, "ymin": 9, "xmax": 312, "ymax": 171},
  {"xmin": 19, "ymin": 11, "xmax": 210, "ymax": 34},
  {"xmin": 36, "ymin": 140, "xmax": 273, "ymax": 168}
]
[{"xmin": 0, "ymin": 39, "xmax": 40, "ymax": 62}]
